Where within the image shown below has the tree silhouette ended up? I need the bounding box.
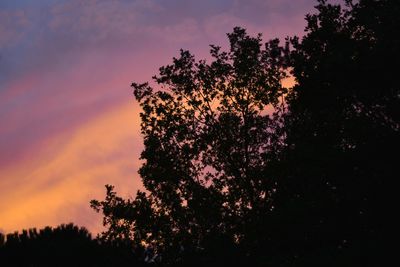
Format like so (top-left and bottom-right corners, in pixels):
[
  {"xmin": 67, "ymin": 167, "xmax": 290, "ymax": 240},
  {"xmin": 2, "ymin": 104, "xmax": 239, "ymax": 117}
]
[
  {"xmin": 92, "ymin": 0, "xmax": 398, "ymax": 265},
  {"xmin": 0, "ymin": 223, "xmax": 143, "ymax": 266},
  {"xmin": 92, "ymin": 27, "xmax": 289, "ymax": 265}
]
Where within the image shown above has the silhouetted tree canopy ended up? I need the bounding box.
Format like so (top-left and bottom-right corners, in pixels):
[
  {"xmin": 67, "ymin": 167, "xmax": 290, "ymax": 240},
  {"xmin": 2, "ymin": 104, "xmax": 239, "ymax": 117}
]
[
  {"xmin": 92, "ymin": 26, "xmax": 288, "ymax": 265},
  {"xmin": 274, "ymin": 0, "xmax": 399, "ymax": 265},
  {"xmin": 92, "ymin": 0, "xmax": 398, "ymax": 266}
]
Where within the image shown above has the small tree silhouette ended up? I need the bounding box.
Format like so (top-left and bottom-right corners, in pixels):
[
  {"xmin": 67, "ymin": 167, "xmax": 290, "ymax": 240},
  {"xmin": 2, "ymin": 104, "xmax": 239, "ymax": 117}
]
[{"xmin": 0, "ymin": 223, "xmax": 144, "ymax": 266}]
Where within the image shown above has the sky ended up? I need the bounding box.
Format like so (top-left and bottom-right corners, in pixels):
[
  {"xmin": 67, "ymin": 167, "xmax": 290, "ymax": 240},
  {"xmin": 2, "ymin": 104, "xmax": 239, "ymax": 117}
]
[{"xmin": 0, "ymin": 0, "xmax": 319, "ymax": 234}]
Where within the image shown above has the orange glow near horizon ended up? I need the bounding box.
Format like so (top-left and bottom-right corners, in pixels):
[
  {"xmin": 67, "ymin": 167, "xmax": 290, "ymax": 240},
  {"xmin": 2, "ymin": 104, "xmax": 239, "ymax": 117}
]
[{"xmin": 0, "ymin": 102, "xmax": 143, "ymax": 234}]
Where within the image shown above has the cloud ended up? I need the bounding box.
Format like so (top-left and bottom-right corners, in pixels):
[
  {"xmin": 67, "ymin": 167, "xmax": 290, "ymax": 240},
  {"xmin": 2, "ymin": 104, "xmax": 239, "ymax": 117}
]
[
  {"xmin": 0, "ymin": 9, "xmax": 29, "ymax": 48},
  {"xmin": 146, "ymin": 18, "xmax": 202, "ymax": 44},
  {"xmin": 0, "ymin": 103, "xmax": 143, "ymax": 234}
]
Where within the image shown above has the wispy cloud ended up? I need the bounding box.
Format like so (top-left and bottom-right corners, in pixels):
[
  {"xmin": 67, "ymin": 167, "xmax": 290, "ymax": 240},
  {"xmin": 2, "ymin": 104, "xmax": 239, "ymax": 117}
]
[{"xmin": 0, "ymin": 103, "xmax": 143, "ymax": 233}]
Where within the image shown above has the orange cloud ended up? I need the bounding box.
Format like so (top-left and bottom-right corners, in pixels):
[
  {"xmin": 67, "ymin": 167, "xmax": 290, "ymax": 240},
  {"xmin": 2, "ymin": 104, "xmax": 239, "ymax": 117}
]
[{"xmin": 0, "ymin": 101, "xmax": 144, "ymax": 234}]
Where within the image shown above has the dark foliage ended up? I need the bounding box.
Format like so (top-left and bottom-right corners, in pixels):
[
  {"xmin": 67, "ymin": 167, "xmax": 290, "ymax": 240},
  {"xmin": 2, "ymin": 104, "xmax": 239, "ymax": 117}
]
[
  {"xmin": 92, "ymin": 0, "xmax": 398, "ymax": 266},
  {"xmin": 0, "ymin": 223, "xmax": 143, "ymax": 267},
  {"xmin": 273, "ymin": 0, "xmax": 399, "ymax": 265}
]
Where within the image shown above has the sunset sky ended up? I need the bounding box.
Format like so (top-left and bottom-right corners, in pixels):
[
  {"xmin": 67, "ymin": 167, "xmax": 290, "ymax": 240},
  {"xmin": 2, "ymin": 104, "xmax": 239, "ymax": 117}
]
[{"xmin": 0, "ymin": 0, "xmax": 317, "ymax": 234}]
